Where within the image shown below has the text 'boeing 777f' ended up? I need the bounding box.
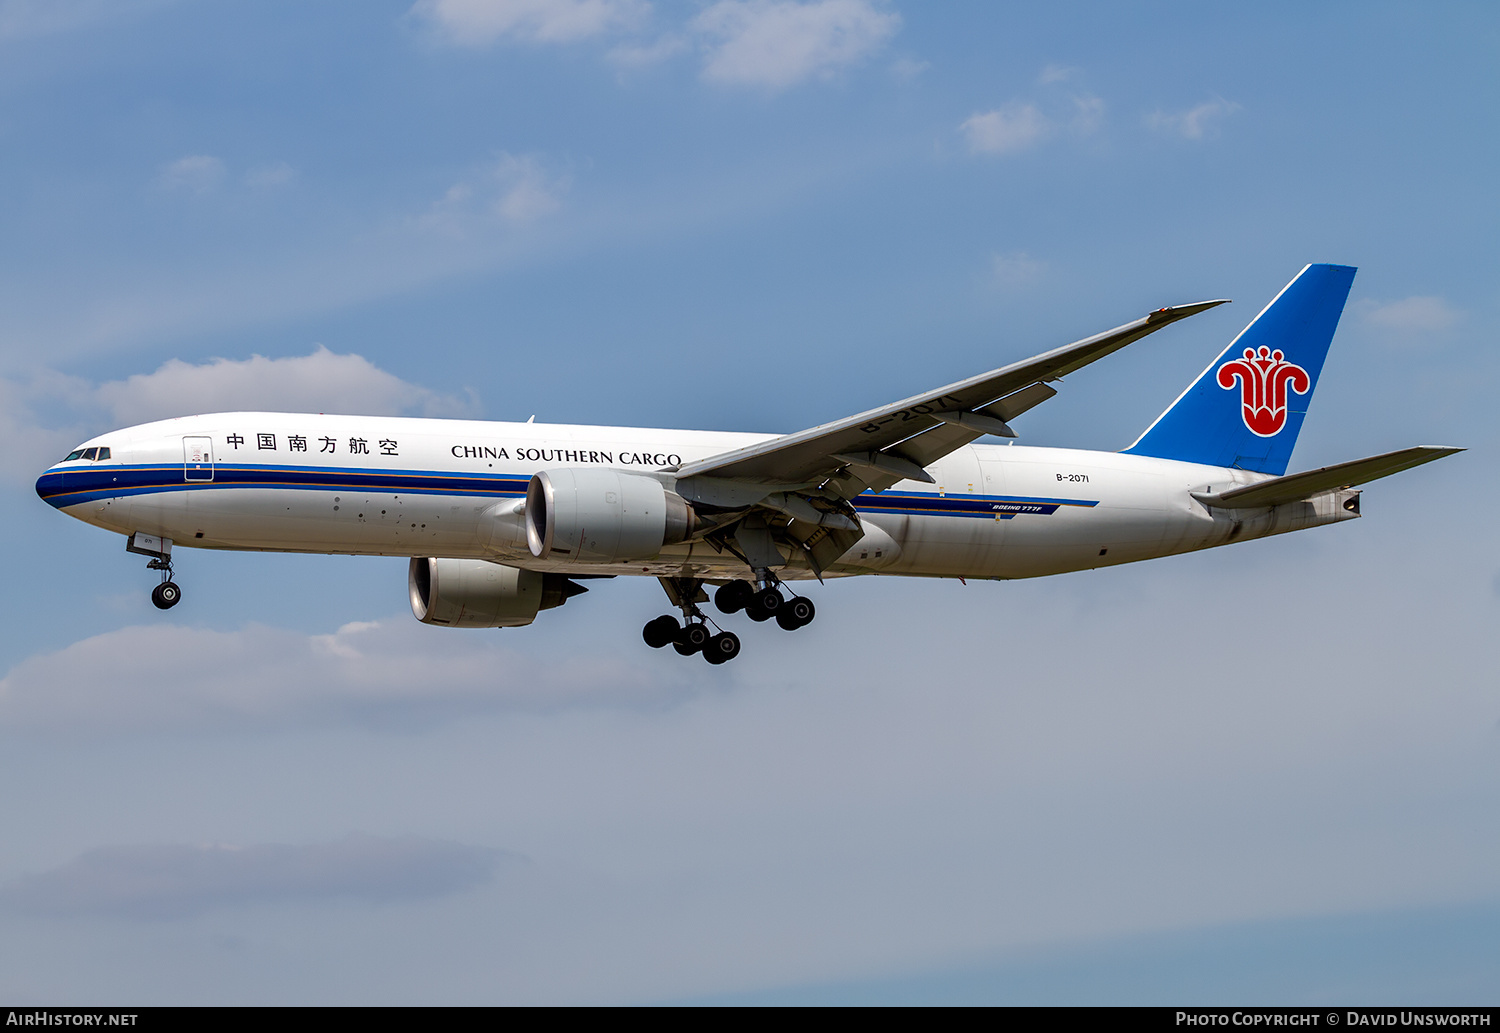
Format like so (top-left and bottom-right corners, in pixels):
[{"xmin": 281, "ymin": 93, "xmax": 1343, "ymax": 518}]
[{"xmin": 36, "ymin": 264, "xmax": 1461, "ymax": 664}]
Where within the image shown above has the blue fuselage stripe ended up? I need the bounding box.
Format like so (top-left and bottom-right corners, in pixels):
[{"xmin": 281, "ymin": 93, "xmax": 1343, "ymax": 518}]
[{"xmin": 35, "ymin": 464, "xmax": 1100, "ymax": 519}]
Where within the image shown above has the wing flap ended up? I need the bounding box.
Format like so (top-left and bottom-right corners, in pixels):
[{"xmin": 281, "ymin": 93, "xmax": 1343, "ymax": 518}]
[
  {"xmin": 987, "ymin": 381, "xmax": 1058, "ymax": 422},
  {"xmin": 1192, "ymin": 446, "xmax": 1463, "ymax": 509},
  {"xmin": 886, "ymin": 421, "xmax": 987, "ymax": 470}
]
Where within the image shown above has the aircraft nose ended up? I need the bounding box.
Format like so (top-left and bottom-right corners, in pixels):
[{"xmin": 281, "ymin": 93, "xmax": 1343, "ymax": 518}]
[{"xmin": 35, "ymin": 466, "xmax": 65, "ymax": 506}]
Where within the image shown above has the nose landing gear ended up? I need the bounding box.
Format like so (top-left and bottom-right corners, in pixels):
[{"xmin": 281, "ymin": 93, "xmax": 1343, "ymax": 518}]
[{"xmin": 127, "ymin": 532, "xmax": 181, "ymax": 610}]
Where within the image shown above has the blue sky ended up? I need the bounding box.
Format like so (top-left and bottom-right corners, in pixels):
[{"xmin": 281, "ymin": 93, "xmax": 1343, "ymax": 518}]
[{"xmin": 1, "ymin": 0, "xmax": 1496, "ymax": 1004}]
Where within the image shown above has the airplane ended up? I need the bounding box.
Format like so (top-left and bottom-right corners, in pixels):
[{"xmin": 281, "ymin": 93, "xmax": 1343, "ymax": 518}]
[{"xmin": 35, "ymin": 264, "xmax": 1460, "ymax": 664}]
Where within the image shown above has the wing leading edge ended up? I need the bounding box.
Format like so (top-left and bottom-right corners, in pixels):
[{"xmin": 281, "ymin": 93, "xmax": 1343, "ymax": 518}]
[{"xmin": 676, "ymin": 299, "xmax": 1230, "ymax": 496}]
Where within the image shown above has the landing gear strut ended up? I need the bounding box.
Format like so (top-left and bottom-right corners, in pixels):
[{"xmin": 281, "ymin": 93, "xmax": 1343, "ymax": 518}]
[{"xmin": 128, "ymin": 532, "xmax": 181, "ymax": 610}]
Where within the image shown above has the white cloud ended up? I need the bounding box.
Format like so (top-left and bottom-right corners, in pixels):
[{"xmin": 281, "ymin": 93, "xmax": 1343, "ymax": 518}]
[
  {"xmin": 158, "ymin": 154, "xmax": 226, "ymax": 195},
  {"xmin": 244, "ymin": 161, "xmax": 297, "ymax": 188},
  {"xmin": 693, "ymin": 0, "xmax": 899, "ymax": 90},
  {"xmin": 0, "ymin": 349, "xmax": 477, "ymax": 484},
  {"xmin": 1146, "ymin": 97, "xmax": 1241, "ymax": 139},
  {"xmin": 421, "ymin": 153, "xmax": 567, "ymax": 234},
  {"xmin": 493, "ymin": 157, "xmax": 565, "ymax": 221},
  {"xmin": 0, "ymin": 150, "xmax": 584, "ymax": 361},
  {"xmin": 959, "ymin": 102, "xmax": 1049, "ymax": 155},
  {"xmin": 1070, "ymin": 94, "xmax": 1104, "ymax": 134},
  {"xmin": 94, "ymin": 347, "xmax": 476, "ymax": 424},
  {"xmin": 0, "ymin": 835, "xmax": 510, "ymax": 919},
  {"xmin": 962, "ymin": 69, "xmax": 1104, "ymax": 156},
  {"xmin": 0, "ymin": 617, "xmax": 696, "ymax": 734},
  {"xmin": 408, "ymin": 0, "xmax": 901, "ymax": 90},
  {"xmin": 1354, "ymin": 295, "xmax": 1461, "ymax": 336},
  {"xmin": 0, "ymin": 369, "xmax": 95, "ymax": 485},
  {"xmin": 161, "ymin": 156, "xmax": 299, "ymax": 194},
  {"xmin": 410, "ymin": 0, "xmax": 648, "ymax": 45},
  {"xmin": 606, "ymin": 33, "xmax": 687, "ymax": 67}
]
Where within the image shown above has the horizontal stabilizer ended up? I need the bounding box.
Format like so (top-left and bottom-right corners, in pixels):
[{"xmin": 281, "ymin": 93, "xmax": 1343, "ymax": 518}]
[{"xmin": 1192, "ymin": 446, "xmax": 1464, "ymax": 509}]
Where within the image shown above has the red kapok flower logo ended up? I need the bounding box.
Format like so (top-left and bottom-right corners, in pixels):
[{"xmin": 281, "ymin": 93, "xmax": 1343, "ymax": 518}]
[{"xmin": 1217, "ymin": 346, "xmax": 1311, "ymax": 437}]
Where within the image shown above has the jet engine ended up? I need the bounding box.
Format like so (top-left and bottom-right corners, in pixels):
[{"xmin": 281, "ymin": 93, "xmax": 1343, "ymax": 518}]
[
  {"xmin": 408, "ymin": 557, "xmax": 586, "ymax": 628},
  {"xmin": 525, "ymin": 468, "xmax": 697, "ymax": 563}
]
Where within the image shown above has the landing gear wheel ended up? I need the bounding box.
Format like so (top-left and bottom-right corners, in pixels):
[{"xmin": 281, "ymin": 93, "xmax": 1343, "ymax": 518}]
[
  {"xmin": 151, "ymin": 582, "xmax": 181, "ymax": 610},
  {"xmin": 786, "ymin": 596, "xmax": 815, "ymax": 627},
  {"xmin": 673, "ymin": 622, "xmax": 711, "ymax": 655},
  {"xmin": 643, "ymin": 615, "xmax": 679, "ymax": 648},
  {"xmin": 703, "ymin": 631, "xmax": 741, "ymax": 665},
  {"xmin": 746, "ymin": 587, "xmax": 783, "ymax": 622},
  {"xmin": 714, "ymin": 580, "xmax": 754, "ymax": 614}
]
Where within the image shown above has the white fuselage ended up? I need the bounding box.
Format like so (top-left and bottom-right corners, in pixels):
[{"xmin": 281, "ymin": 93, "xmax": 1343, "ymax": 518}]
[{"xmin": 36, "ymin": 412, "xmax": 1357, "ymax": 582}]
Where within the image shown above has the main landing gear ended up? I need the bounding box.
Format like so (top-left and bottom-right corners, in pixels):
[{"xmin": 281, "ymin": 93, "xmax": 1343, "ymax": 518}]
[
  {"xmin": 642, "ymin": 572, "xmax": 816, "ymax": 663},
  {"xmin": 642, "ymin": 613, "xmax": 741, "ymax": 665},
  {"xmin": 712, "ymin": 578, "xmax": 816, "ymax": 631},
  {"xmin": 643, "ymin": 577, "xmax": 741, "ymax": 665},
  {"xmin": 127, "ymin": 532, "xmax": 181, "ymax": 610}
]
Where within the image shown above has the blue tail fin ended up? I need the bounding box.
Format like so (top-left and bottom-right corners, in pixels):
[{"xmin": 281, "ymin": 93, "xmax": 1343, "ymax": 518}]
[{"xmin": 1122, "ymin": 263, "xmax": 1356, "ymax": 475}]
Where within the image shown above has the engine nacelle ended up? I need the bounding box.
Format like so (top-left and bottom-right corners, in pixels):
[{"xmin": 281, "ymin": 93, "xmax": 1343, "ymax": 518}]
[
  {"xmin": 525, "ymin": 468, "xmax": 696, "ymax": 563},
  {"xmin": 408, "ymin": 558, "xmax": 585, "ymax": 628}
]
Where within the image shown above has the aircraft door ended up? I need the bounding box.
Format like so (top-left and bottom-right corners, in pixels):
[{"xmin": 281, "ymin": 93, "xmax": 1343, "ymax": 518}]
[
  {"xmin": 184, "ymin": 436, "xmax": 214, "ymax": 482},
  {"xmin": 979, "ymin": 453, "xmax": 1006, "ymax": 497},
  {"xmin": 975, "ymin": 451, "xmax": 1011, "ymax": 570}
]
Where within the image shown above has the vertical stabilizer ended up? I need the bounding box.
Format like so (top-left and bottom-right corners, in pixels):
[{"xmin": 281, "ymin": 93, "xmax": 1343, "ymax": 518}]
[{"xmin": 1122, "ymin": 264, "xmax": 1356, "ymax": 475}]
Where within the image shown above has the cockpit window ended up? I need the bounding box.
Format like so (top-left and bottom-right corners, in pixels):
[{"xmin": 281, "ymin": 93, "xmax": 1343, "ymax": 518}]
[
  {"xmin": 81, "ymin": 447, "xmax": 98, "ymax": 460},
  {"xmin": 96, "ymin": 447, "xmax": 110, "ymax": 461},
  {"xmin": 64, "ymin": 450, "xmax": 85, "ymax": 461}
]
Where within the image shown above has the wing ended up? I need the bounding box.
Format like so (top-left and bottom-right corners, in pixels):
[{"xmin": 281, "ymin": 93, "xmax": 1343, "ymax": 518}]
[
  {"xmin": 676, "ymin": 299, "xmax": 1229, "ymax": 496},
  {"xmin": 669, "ymin": 299, "xmax": 1228, "ymax": 577}
]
